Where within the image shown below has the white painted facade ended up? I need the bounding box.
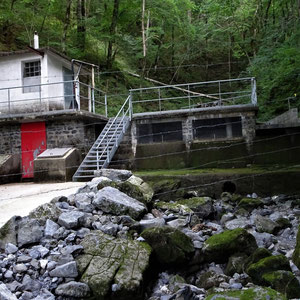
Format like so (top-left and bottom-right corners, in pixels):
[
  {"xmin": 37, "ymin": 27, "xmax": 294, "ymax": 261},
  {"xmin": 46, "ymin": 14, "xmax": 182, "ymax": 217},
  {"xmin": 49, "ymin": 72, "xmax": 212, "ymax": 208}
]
[{"xmin": 0, "ymin": 49, "xmax": 77, "ymax": 115}]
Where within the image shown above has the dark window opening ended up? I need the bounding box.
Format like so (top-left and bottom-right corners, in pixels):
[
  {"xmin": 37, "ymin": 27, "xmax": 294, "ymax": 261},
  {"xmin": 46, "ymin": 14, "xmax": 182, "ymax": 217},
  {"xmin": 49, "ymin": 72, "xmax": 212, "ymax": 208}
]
[
  {"xmin": 223, "ymin": 181, "xmax": 237, "ymax": 193},
  {"xmin": 193, "ymin": 117, "xmax": 242, "ymax": 140},
  {"xmin": 137, "ymin": 121, "xmax": 183, "ymax": 144}
]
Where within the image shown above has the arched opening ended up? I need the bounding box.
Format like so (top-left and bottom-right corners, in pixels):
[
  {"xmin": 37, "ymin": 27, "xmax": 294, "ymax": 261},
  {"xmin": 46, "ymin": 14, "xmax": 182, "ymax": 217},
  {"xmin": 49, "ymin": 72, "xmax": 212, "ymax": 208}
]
[{"xmin": 222, "ymin": 181, "xmax": 236, "ymax": 193}]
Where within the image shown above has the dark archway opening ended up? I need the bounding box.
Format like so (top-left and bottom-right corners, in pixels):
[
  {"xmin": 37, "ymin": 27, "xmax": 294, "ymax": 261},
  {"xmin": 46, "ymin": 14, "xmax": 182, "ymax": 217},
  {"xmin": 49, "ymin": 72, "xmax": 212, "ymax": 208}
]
[{"xmin": 223, "ymin": 181, "xmax": 236, "ymax": 193}]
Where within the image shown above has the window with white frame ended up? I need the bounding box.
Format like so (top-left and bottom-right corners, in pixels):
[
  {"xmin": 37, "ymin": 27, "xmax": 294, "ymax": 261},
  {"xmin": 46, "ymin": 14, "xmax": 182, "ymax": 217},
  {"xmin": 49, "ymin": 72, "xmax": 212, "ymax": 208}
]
[{"xmin": 23, "ymin": 60, "xmax": 41, "ymax": 93}]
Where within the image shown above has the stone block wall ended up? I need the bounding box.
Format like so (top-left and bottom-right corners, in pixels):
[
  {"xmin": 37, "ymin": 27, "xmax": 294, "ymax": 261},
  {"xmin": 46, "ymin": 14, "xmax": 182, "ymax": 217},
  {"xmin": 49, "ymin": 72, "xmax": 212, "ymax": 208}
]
[{"xmin": 0, "ymin": 124, "xmax": 21, "ymax": 155}]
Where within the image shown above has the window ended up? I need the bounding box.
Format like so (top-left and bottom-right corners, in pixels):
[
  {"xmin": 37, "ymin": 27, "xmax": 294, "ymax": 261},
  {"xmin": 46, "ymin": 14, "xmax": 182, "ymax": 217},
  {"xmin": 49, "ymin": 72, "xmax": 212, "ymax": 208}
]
[
  {"xmin": 137, "ymin": 121, "xmax": 183, "ymax": 144},
  {"xmin": 193, "ymin": 117, "xmax": 242, "ymax": 140},
  {"xmin": 23, "ymin": 60, "xmax": 41, "ymax": 93}
]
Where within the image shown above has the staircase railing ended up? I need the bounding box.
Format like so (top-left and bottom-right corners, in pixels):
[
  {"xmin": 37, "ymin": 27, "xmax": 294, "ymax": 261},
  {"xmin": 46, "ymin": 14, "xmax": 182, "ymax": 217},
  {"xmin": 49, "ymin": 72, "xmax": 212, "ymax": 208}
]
[{"xmin": 95, "ymin": 95, "xmax": 132, "ymax": 170}]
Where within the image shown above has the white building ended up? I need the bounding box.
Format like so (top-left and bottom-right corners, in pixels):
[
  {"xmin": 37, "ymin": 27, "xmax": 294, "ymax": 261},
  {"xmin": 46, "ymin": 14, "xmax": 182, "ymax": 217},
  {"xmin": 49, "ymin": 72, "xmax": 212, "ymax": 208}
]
[{"xmin": 0, "ymin": 45, "xmax": 93, "ymax": 115}]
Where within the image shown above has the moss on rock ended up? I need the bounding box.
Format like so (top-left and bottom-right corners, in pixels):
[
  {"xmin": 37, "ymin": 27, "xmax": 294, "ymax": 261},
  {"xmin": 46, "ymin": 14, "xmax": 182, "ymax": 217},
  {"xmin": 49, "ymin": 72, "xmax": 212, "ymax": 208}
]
[
  {"xmin": 141, "ymin": 226, "xmax": 194, "ymax": 265},
  {"xmin": 246, "ymin": 255, "xmax": 291, "ymax": 285},
  {"xmin": 238, "ymin": 198, "xmax": 263, "ymax": 211},
  {"xmin": 177, "ymin": 197, "xmax": 213, "ymax": 218},
  {"xmin": 77, "ymin": 230, "xmax": 151, "ymax": 300},
  {"xmin": 244, "ymin": 248, "xmax": 272, "ymax": 269},
  {"xmin": 154, "ymin": 201, "xmax": 193, "ymax": 214},
  {"xmin": 262, "ymin": 270, "xmax": 300, "ymax": 299},
  {"xmin": 205, "ymin": 286, "xmax": 287, "ymax": 300},
  {"xmin": 203, "ymin": 228, "xmax": 257, "ymax": 263},
  {"xmin": 225, "ymin": 253, "xmax": 248, "ymax": 276}
]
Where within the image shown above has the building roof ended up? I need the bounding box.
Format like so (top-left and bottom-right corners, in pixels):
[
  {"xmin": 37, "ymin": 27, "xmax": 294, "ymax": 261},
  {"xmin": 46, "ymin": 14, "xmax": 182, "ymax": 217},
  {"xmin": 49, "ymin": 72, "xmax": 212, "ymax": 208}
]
[{"xmin": 0, "ymin": 46, "xmax": 72, "ymax": 62}]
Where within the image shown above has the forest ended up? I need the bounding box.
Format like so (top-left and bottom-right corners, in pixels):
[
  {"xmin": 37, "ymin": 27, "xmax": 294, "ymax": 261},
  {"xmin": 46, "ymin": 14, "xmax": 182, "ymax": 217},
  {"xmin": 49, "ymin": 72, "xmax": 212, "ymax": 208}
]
[{"xmin": 0, "ymin": 0, "xmax": 299, "ymax": 120}]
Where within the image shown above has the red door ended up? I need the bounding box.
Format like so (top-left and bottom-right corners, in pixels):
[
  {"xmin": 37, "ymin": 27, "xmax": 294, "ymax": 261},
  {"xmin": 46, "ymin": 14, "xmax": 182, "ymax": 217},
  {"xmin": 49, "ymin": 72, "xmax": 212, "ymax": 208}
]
[{"xmin": 21, "ymin": 122, "xmax": 46, "ymax": 179}]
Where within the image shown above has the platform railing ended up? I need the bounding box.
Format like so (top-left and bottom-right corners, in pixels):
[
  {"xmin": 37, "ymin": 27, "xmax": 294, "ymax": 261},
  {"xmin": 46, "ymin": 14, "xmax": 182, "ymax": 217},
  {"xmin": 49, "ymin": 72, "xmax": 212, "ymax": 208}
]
[
  {"xmin": 129, "ymin": 77, "xmax": 257, "ymax": 115},
  {"xmin": 0, "ymin": 80, "xmax": 107, "ymax": 117}
]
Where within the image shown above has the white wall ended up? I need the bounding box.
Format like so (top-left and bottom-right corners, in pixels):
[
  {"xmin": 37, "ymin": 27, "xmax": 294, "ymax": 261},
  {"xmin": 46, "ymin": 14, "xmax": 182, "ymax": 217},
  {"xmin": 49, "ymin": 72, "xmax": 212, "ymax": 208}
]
[{"xmin": 0, "ymin": 51, "xmax": 77, "ymax": 114}]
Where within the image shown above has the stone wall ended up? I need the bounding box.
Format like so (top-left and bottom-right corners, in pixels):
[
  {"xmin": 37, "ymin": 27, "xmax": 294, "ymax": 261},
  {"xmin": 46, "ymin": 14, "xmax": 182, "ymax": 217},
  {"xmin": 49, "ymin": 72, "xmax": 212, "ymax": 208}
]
[{"xmin": 0, "ymin": 124, "xmax": 21, "ymax": 155}]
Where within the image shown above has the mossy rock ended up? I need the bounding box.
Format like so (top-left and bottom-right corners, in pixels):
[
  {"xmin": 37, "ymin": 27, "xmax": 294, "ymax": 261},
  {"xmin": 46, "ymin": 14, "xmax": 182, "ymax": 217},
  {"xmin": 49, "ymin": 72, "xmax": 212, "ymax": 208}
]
[
  {"xmin": 151, "ymin": 179, "xmax": 183, "ymax": 202},
  {"xmin": 141, "ymin": 226, "xmax": 194, "ymax": 265},
  {"xmin": 225, "ymin": 253, "xmax": 248, "ymax": 276},
  {"xmin": 205, "ymin": 286, "xmax": 287, "ymax": 300},
  {"xmin": 262, "ymin": 270, "xmax": 300, "ymax": 299},
  {"xmin": 275, "ymin": 218, "xmax": 292, "ymax": 230},
  {"xmin": 126, "ymin": 175, "xmax": 154, "ymax": 204},
  {"xmin": 0, "ymin": 216, "xmax": 20, "ymax": 250},
  {"xmin": 238, "ymin": 198, "xmax": 263, "ymax": 211},
  {"xmin": 154, "ymin": 201, "xmax": 193, "ymax": 215},
  {"xmin": 196, "ymin": 271, "xmax": 228, "ymax": 289},
  {"xmin": 246, "ymin": 255, "xmax": 291, "ymax": 285},
  {"xmin": 177, "ymin": 197, "xmax": 213, "ymax": 218},
  {"xmin": 292, "ymin": 224, "xmax": 300, "ymax": 269},
  {"xmin": 244, "ymin": 247, "xmax": 272, "ymax": 270},
  {"xmin": 77, "ymin": 230, "xmax": 151, "ymax": 300},
  {"xmin": 28, "ymin": 201, "xmax": 63, "ymax": 224},
  {"xmin": 203, "ymin": 228, "xmax": 257, "ymax": 263}
]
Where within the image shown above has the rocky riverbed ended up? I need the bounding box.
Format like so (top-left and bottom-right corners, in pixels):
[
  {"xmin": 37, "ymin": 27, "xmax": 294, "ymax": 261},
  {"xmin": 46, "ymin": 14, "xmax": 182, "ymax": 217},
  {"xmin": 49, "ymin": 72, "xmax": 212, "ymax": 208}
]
[{"xmin": 0, "ymin": 169, "xmax": 300, "ymax": 300}]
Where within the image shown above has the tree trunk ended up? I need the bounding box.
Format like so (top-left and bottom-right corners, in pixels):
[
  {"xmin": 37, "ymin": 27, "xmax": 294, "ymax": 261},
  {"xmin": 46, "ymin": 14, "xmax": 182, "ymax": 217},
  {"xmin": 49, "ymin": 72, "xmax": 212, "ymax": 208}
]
[
  {"xmin": 77, "ymin": 0, "xmax": 86, "ymax": 52},
  {"xmin": 106, "ymin": 0, "xmax": 119, "ymax": 69},
  {"xmin": 62, "ymin": 0, "xmax": 72, "ymax": 53}
]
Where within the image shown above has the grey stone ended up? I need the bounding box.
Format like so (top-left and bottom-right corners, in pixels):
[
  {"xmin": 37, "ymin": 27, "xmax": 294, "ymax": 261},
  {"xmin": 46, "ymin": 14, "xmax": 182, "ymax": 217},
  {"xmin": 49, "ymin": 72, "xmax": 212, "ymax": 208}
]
[
  {"xmin": 225, "ymin": 217, "xmax": 252, "ymax": 230},
  {"xmin": 94, "ymin": 168, "xmax": 132, "ymax": 182},
  {"xmin": 32, "ymin": 289, "xmax": 55, "ymax": 300},
  {"xmin": 255, "ymin": 215, "xmax": 280, "ymax": 234},
  {"xmin": 140, "ymin": 218, "xmax": 165, "ymax": 230},
  {"xmin": 6, "ymin": 281, "xmax": 22, "ymax": 293},
  {"xmin": 5, "ymin": 243, "xmax": 18, "ymax": 254},
  {"xmin": 17, "ymin": 218, "xmax": 43, "ymax": 248},
  {"xmin": 31, "ymin": 246, "xmax": 49, "ymax": 258},
  {"xmin": 21, "ymin": 274, "xmax": 42, "ymax": 292},
  {"xmin": 99, "ymin": 224, "xmax": 119, "ymax": 236},
  {"xmin": 93, "ymin": 187, "xmax": 147, "ymax": 220},
  {"xmin": 220, "ymin": 213, "xmax": 235, "ymax": 225},
  {"xmin": 49, "ymin": 261, "xmax": 78, "ymax": 278},
  {"xmin": 60, "ymin": 245, "xmax": 83, "ymax": 255},
  {"xmin": 4, "ymin": 270, "xmax": 13, "ymax": 280},
  {"xmin": 126, "ymin": 175, "xmax": 154, "ymax": 203},
  {"xmin": 74, "ymin": 194, "xmax": 94, "ymax": 213},
  {"xmin": 44, "ymin": 220, "xmax": 60, "ymax": 238},
  {"xmin": 167, "ymin": 218, "xmax": 187, "ymax": 229},
  {"xmin": 55, "ymin": 281, "xmax": 90, "ymax": 298},
  {"xmin": 58, "ymin": 211, "xmax": 85, "ymax": 229},
  {"xmin": 13, "ymin": 264, "xmax": 27, "ymax": 273},
  {"xmin": 17, "ymin": 255, "xmax": 31, "ymax": 263},
  {"xmin": 0, "ymin": 283, "xmax": 18, "ymax": 300},
  {"xmin": 0, "ymin": 216, "xmax": 21, "ymax": 250}
]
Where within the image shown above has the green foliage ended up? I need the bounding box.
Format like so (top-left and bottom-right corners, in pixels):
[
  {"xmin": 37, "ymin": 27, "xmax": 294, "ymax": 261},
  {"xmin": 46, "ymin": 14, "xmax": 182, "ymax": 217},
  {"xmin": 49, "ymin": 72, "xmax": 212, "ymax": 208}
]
[{"xmin": 0, "ymin": 0, "xmax": 299, "ymax": 119}]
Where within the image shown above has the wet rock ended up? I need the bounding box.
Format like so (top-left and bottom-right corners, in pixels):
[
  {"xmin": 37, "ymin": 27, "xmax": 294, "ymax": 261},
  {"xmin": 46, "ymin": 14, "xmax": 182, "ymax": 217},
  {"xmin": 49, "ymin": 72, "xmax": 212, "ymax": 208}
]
[
  {"xmin": 55, "ymin": 281, "xmax": 90, "ymax": 298},
  {"xmin": 203, "ymin": 228, "xmax": 257, "ymax": 263},
  {"xmin": 93, "ymin": 187, "xmax": 147, "ymax": 220},
  {"xmin": 57, "ymin": 211, "xmax": 85, "ymax": 229},
  {"xmin": 77, "ymin": 230, "xmax": 151, "ymax": 299},
  {"xmin": 17, "ymin": 218, "xmax": 43, "ymax": 248},
  {"xmin": 141, "ymin": 226, "xmax": 194, "ymax": 265}
]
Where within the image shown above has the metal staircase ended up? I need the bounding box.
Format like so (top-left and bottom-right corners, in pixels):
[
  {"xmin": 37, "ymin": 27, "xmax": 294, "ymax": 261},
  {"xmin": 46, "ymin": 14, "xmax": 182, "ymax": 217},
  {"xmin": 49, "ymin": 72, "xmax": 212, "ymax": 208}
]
[{"xmin": 73, "ymin": 96, "xmax": 131, "ymax": 181}]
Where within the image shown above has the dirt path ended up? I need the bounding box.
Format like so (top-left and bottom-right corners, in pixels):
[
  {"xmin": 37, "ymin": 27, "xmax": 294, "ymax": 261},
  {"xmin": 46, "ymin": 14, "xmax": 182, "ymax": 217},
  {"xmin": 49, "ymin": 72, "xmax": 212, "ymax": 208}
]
[{"xmin": 0, "ymin": 181, "xmax": 85, "ymax": 227}]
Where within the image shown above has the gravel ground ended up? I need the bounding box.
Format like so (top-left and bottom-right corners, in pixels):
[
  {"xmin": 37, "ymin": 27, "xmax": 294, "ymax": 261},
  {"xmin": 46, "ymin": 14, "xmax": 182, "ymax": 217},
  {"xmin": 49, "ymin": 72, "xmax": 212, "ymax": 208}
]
[{"xmin": 0, "ymin": 181, "xmax": 85, "ymax": 227}]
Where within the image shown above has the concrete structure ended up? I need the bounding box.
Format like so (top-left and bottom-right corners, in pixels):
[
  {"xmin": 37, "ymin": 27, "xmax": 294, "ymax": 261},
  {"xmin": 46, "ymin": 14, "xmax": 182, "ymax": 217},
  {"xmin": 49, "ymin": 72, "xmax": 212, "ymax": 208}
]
[{"xmin": 34, "ymin": 148, "xmax": 81, "ymax": 182}]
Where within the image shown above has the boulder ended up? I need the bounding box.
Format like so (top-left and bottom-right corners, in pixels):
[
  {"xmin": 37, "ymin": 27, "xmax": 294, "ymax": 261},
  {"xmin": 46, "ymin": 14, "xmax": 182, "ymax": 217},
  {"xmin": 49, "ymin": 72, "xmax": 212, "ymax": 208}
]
[
  {"xmin": 55, "ymin": 281, "xmax": 90, "ymax": 298},
  {"xmin": 246, "ymin": 255, "xmax": 291, "ymax": 285},
  {"xmin": 0, "ymin": 283, "xmax": 18, "ymax": 300},
  {"xmin": 196, "ymin": 271, "xmax": 229, "ymax": 289},
  {"xmin": 139, "ymin": 218, "xmax": 165, "ymax": 231},
  {"xmin": 0, "ymin": 216, "xmax": 21, "ymax": 250},
  {"xmin": 204, "ymin": 286, "xmax": 286, "ymax": 300},
  {"xmin": 28, "ymin": 201, "xmax": 63, "ymax": 224},
  {"xmin": 44, "ymin": 219, "xmax": 60, "ymax": 238},
  {"xmin": 225, "ymin": 253, "xmax": 248, "ymax": 276},
  {"xmin": 141, "ymin": 226, "xmax": 194, "ymax": 265},
  {"xmin": 58, "ymin": 211, "xmax": 85, "ymax": 229},
  {"xmin": 49, "ymin": 261, "xmax": 78, "ymax": 278},
  {"xmin": 224, "ymin": 217, "xmax": 252, "ymax": 230},
  {"xmin": 94, "ymin": 168, "xmax": 132, "ymax": 182},
  {"xmin": 292, "ymin": 224, "xmax": 300, "ymax": 269},
  {"xmin": 202, "ymin": 228, "xmax": 257, "ymax": 263},
  {"xmin": 255, "ymin": 215, "xmax": 280, "ymax": 234},
  {"xmin": 74, "ymin": 193, "xmax": 94, "ymax": 213},
  {"xmin": 177, "ymin": 197, "xmax": 213, "ymax": 218},
  {"xmin": 93, "ymin": 187, "xmax": 147, "ymax": 219},
  {"xmin": 77, "ymin": 231, "xmax": 151, "ymax": 299},
  {"xmin": 126, "ymin": 175, "xmax": 154, "ymax": 204},
  {"xmin": 244, "ymin": 247, "xmax": 272, "ymax": 269},
  {"xmin": 262, "ymin": 270, "xmax": 300, "ymax": 299},
  {"xmin": 155, "ymin": 201, "xmax": 193, "ymax": 215},
  {"xmin": 238, "ymin": 198, "xmax": 263, "ymax": 211},
  {"xmin": 17, "ymin": 218, "xmax": 43, "ymax": 248}
]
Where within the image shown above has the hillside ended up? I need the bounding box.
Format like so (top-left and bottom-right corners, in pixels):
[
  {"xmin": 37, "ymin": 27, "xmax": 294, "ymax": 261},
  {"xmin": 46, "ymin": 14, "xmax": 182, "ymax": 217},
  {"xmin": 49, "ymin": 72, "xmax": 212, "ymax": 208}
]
[{"xmin": 0, "ymin": 0, "xmax": 299, "ymax": 120}]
